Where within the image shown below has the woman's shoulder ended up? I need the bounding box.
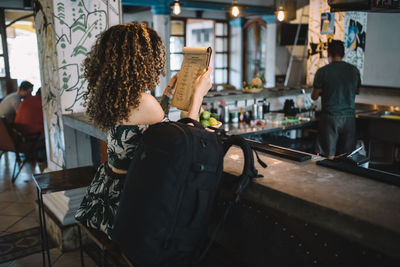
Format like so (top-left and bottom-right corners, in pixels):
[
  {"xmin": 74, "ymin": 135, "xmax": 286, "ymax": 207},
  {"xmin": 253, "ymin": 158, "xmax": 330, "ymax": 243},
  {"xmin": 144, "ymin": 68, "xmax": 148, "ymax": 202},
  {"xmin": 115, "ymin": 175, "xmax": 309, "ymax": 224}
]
[
  {"xmin": 122, "ymin": 92, "xmax": 164, "ymax": 125},
  {"xmin": 138, "ymin": 92, "xmax": 160, "ymax": 107}
]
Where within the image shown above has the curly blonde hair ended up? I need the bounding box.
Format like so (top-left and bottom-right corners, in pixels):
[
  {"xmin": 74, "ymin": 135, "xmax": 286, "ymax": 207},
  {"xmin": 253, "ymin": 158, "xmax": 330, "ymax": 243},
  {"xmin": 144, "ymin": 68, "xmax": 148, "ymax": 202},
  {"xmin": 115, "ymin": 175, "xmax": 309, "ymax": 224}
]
[{"xmin": 83, "ymin": 23, "xmax": 166, "ymax": 130}]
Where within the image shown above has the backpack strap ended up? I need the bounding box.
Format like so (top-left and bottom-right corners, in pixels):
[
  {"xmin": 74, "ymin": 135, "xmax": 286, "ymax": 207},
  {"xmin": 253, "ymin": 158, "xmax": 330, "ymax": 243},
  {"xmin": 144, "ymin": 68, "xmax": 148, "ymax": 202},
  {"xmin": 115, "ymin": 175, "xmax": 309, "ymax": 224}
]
[
  {"xmin": 193, "ymin": 135, "xmax": 261, "ymax": 263},
  {"xmin": 178, "ymin": 117, "xmax": 203, "ymax": 129},
  {"xmin": 223, "ymin": 135, "xmax": 259, "ymax": 202}
]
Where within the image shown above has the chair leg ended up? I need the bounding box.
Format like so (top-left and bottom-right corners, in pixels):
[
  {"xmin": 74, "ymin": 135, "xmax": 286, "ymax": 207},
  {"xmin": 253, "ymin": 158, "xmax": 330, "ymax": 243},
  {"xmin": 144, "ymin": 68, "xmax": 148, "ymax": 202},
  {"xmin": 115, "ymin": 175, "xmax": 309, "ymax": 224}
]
[
  {"xmin": 37, "ymin": 189, "xmax": 47, "ymax": 267},
  {"xmin": 101, "ymin": 249, "xmax": 107, "ymax": 267},
  {"xmin": 12, "ymin": 158, "xmax": 18, "ymax": 181},
  {"xmin": 11, "ymin": 158, "xmax": 27, "ymax": 183},
  {"xmin": 77, "ymin": 225, "xmax": 85, "ymax": 267},
  {"xmin": 39, "ymin": 192, "xmax": 52, "ymax": 267}
]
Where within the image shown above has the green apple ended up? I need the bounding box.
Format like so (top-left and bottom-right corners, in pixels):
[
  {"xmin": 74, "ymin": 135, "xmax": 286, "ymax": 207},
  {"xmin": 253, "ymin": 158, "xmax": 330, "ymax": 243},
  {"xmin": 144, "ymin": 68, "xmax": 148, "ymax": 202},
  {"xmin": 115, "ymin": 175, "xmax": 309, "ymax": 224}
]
[
  {"xmin": 201, "ymin": 119, "xmax": 210, "ymax": 127},
  {"xmin": 201, "ymin": 111, "xmax": 211, "ymax": 120}
]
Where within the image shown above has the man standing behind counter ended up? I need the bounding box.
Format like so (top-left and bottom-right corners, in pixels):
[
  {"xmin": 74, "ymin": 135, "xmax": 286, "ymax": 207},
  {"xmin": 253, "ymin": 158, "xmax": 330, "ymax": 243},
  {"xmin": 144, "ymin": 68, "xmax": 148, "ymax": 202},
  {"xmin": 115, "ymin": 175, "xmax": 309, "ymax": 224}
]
[{"xmin": 311, "ymin": 40, "xmax": 361, "ymax": 159}]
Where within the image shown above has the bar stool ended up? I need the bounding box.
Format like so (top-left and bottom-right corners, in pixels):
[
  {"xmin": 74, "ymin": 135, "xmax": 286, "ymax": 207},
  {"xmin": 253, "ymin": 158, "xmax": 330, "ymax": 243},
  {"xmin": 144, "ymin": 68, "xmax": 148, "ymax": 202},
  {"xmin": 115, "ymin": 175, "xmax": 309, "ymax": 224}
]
[
  {"xmin": 32, "ymin": 166, "xmax": 95, "ymax": 267},
  {"xmin": 76, "ymin": 222, "xmax": 135, "ymax": 267}
]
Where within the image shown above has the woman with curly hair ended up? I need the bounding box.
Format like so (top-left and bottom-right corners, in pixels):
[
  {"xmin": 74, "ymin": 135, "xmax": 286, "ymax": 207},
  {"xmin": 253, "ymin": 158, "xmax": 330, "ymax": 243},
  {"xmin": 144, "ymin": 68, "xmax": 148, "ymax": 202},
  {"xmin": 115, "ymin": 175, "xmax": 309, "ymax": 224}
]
[{"xmin": 75, "ymin": 23, "xmax": 212, "ymax": 239}]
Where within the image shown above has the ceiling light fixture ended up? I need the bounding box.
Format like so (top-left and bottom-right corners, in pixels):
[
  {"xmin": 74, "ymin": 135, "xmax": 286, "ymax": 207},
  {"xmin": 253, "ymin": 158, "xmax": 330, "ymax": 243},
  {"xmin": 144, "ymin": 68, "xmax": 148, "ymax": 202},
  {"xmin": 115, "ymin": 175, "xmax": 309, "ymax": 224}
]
[
  {"xmin": 231, "ymin": 0, "xmax": 240, "ymax": 17},
  {"xmin": 172, "ymin": 0, "xmax": 181, "ymax": 15},
  {"xmin": 276, "ymin": 5, "xmax": 286, "ymax": 22}
]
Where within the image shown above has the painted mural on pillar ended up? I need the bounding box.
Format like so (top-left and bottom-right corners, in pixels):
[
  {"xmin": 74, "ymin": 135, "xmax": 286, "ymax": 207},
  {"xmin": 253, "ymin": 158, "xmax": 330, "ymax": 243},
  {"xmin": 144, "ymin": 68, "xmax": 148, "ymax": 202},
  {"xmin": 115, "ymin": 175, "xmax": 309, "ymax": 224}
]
[
  {"xmin": 343, "ymin": 12, "xmax": 367, "ymax": 80},
  {"xmin": 35, "ymin": 0, "xmax": 120, "ymax": 169},
  {"xmin": 53, "ymin": 0, "xmax": 120, "ymax": 113},
  {"xmin": 307, "ymin": 0, "xmax": 344, "ymax": 85},
  {"xmin": 35, "ymin": 0, "xmax": 66, "ymax": 168}
]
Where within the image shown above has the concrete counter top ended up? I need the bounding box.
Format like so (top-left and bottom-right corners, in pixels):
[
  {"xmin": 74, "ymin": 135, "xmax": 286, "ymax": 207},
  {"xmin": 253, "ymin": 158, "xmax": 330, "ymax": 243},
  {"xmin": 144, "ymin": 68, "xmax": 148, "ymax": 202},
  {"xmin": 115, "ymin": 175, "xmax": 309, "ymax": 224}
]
[
  {"xmin": 224, "ymin": 147, "xmax": 400, "ymax": 259},
  {"xmin": 63, "ymin": 112, "xmax": 107, "ymax": 141}
]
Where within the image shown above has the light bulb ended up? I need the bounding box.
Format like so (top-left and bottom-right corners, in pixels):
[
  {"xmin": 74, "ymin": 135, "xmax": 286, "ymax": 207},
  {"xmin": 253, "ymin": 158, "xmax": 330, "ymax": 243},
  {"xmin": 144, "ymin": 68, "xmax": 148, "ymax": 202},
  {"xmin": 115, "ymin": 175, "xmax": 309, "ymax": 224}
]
[
  {"xmin": 173, "ymin": 2, "xmax": 181, "ymax": 15},
  {"xmin": 232, "ymin": 5, "xmax": 240, "ymax": 17},
  {"xmin": 277, "ymin": 10, "xmax": 285, "ymax": 22}
]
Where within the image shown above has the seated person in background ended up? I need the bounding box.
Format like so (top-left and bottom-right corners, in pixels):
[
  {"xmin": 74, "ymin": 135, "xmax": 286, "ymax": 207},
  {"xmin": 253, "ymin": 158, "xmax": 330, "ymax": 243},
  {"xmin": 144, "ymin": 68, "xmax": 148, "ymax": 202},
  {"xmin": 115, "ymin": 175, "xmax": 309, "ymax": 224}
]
[
  {"xmin": 0, "ymin": 81, "xmax": 33, "ymax": 122},
  {"xmin": 14, "ymin": 88, "xmax": 44, "ymax": 136},
  {"xmin": 75, "ymin": 23, "xmax": 212, "ymax": 239}
]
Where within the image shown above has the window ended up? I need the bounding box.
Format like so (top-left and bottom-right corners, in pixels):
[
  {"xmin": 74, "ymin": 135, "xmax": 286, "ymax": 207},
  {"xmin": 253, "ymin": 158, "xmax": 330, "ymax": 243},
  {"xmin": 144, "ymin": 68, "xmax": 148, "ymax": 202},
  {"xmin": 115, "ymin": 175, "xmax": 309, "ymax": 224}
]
[
  {"xmin": 5, "ymin": 10, "xmax": 41, "ymax": 92},
  {"xmin": 214, "ymin": 22, "xmax": 229, "ymax": 88},
  {"xmin": 170, "ymin": 19, "xmax": 230, "ymax": 88},
  {"xmin": 243, "ymin": 18, "xmax": 267, "ymax": 84},
  {"xmin": 0, "ymin": 28, "xmax": 5, "ymax": 77},
  {"xmin": 170, "ymin": 19, "xmax": 185, "ymax": 77}
]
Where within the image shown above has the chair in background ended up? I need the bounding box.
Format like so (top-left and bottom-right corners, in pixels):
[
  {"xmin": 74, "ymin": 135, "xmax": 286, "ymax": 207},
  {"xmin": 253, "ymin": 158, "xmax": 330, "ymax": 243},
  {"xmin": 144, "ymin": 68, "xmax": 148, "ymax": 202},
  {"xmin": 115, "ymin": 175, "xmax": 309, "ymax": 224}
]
[{"xmin": 0, "ymin": 116, "xmax": 45, "ymax": 182}]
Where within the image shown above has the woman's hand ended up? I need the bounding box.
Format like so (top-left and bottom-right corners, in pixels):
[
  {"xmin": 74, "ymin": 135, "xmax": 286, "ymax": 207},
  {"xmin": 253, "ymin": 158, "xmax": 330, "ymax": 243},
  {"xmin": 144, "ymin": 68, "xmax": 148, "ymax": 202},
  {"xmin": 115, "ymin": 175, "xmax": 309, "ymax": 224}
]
[
  {"xmin": 193, "ymin": 67, "xmax": 212, "ymax": 99},
  {"xmin": 163, "ymin": 73, "xmax": 178, "ymax": 99},
  {"xmin": 186, "ymin": 67, "xmax": 213, "ymax": 121}
]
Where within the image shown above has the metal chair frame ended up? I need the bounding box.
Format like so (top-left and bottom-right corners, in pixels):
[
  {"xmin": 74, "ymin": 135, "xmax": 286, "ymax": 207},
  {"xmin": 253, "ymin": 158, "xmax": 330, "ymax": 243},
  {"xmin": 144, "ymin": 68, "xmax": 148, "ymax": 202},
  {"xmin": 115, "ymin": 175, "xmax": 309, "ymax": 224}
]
[
  {"xmin": 32, "ymin": 166, "xmax": 95, "ymax": 267},
  {"xmin": 0, "ymin": 116, "xmax": 44, "ymax": 182}
]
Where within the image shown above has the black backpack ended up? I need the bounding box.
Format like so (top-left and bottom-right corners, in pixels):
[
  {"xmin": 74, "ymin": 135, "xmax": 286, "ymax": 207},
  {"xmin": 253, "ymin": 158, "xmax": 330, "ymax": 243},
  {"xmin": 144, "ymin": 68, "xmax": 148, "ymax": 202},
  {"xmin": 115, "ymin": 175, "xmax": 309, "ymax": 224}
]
[{"xmin": 112, "ymin": 118, "xmax": 260, "ymax": 267}]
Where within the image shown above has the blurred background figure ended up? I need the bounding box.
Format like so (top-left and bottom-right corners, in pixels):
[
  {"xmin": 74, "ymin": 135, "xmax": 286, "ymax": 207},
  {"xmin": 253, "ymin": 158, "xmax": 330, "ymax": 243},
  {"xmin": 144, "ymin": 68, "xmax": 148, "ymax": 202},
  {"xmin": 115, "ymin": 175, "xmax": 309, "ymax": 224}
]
[
  {"xmin": 311, "ymin": 40, "xmax": 361, "ymax": 159},
  {"xmin": 0, "ymin": 81, "xmax": 33, "ymax": 122},
  {"xmin": 14, "ymin": 87, "xmax": 44, "ymax": 136}
]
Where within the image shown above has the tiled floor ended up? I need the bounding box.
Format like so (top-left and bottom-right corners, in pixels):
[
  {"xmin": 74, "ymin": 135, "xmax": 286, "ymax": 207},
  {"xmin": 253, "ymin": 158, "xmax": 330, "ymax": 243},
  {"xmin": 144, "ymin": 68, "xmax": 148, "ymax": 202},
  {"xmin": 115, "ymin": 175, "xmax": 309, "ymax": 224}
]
[{"xmin": 0, "ymin": 152, "xmax": 96, "ymax": 267}]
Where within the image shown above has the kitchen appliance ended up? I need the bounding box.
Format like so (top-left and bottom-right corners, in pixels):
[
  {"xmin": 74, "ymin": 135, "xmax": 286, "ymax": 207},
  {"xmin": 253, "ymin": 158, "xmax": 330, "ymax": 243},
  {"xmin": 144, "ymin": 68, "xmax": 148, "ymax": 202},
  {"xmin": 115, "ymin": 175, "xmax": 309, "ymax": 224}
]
[{"xmin": 283, "ymin": 99, "xmax": 297, "ymax": 116}]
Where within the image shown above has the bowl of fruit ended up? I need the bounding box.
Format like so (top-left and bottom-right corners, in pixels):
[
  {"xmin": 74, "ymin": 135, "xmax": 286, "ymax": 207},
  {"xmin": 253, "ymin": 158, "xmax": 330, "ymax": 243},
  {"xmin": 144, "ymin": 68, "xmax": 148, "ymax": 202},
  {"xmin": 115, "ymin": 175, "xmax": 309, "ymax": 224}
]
[
  {"xmin": 200, "ymin": 111, "xmax": 222, "ymax": 128},
  {"xmin": 243, "ymin": 77, "xmax": 264, "ymax": 94}
]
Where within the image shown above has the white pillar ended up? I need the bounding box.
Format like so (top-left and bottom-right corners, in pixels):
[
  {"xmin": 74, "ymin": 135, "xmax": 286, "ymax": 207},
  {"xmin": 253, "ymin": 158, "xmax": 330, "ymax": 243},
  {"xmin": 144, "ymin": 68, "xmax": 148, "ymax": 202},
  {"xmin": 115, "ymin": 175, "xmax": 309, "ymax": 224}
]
[
  {"xmin": 229, "ymin": 18, "xmax": 243, "ymax": 89},
  {"xmin": 36, "ymin": 0, "xmax": 121, "ymax": 226},
  {"xmin": 263, "ymin": 15, "xmax": 276, "ymax": 88},
  {"xmin": 152, "ymin": 5, "xmax": 171, "ymax": 97}
]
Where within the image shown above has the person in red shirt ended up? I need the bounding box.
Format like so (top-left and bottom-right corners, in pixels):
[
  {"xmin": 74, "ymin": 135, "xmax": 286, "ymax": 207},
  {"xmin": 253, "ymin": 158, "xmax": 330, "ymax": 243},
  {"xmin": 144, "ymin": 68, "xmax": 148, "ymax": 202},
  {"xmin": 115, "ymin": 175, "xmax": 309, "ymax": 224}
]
[{"xmin": 14, "ymin": 88, "xmax": 44, "ymax": 135}]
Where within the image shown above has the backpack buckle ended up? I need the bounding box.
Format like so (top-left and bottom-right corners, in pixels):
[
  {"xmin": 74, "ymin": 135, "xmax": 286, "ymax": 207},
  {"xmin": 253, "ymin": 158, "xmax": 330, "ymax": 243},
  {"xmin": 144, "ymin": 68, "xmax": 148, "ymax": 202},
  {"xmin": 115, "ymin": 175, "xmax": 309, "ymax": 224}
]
[{"xmin": 192, "ymin": 163, "xmax": 205, "ymax": 172}]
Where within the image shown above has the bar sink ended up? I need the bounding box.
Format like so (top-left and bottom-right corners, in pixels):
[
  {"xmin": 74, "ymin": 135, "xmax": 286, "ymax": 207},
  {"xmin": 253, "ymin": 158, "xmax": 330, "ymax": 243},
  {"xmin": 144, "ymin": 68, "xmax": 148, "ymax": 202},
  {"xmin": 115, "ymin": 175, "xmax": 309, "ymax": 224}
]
[{"xmin": 380, "ymin": 111, "xmax": 400, "ymax": 119}]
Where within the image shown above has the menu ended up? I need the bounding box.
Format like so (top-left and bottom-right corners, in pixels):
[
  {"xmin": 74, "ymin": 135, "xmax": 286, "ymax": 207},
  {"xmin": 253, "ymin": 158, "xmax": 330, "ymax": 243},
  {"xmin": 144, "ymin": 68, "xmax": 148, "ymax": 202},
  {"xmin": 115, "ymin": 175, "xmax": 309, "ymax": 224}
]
[{"xmin": 171, "ymin": 47, "xmax": 212, "ymax": 111}]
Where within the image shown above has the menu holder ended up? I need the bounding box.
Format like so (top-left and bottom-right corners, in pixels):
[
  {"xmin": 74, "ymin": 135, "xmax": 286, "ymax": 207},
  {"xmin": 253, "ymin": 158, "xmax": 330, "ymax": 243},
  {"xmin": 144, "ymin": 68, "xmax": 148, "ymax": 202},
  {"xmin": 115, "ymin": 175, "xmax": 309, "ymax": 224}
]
[{"xmin": 171, "ymin": 46, "xmax": 212, "ymax": 111}]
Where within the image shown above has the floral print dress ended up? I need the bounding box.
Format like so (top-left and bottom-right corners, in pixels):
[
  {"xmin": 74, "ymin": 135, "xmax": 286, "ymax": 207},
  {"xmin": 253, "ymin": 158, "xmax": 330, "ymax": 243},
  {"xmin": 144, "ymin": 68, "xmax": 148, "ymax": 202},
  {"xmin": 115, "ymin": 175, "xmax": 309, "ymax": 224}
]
[{"xmin": 75, "ymin": 124, "xmax": 148, "ymax": 238}]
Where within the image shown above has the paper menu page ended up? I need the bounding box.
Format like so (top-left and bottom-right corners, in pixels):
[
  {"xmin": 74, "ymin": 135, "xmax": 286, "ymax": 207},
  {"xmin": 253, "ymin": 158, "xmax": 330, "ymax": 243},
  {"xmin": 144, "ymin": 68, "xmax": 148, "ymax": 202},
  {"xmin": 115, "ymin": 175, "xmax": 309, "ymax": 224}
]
[{"xmin": 171, "ymin": 47, "xmax": 212, "ymax": 111}]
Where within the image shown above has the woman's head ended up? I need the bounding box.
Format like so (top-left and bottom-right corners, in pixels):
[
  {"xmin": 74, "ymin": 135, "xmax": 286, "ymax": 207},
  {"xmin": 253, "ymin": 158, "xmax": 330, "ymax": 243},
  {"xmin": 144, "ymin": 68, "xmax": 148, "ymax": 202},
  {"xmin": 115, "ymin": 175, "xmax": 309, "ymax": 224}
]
[{"xmin": 84, "ymin": 23, "xmax": 166, "ymax": 130}]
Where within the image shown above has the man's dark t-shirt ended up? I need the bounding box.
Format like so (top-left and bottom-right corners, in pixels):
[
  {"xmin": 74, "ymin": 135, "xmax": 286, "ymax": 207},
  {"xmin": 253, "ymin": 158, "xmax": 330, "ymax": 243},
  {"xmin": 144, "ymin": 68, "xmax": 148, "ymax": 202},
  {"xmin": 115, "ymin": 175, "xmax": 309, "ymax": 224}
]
[{"xmin": 313, "ymin": 61, "xmax": 361, "ymax": 117}]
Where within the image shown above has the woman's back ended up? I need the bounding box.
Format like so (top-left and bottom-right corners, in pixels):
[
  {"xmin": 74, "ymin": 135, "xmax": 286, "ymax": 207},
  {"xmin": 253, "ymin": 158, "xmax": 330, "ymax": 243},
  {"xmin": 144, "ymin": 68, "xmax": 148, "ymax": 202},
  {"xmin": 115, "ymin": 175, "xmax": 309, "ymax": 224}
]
[{"xmin": 75, "ymin": 22, "xmax": 212, "ymax": 240}]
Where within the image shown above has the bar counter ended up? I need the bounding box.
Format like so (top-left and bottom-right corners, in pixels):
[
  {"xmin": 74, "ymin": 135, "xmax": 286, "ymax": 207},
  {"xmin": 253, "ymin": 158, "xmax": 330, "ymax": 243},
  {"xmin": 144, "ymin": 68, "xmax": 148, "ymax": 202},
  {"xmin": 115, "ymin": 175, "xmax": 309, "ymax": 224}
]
[
  {"xmin": 62, "ymin": 112, "xmax": 400, "ymax": 261},
  {"xmin": 224, "ymin": 147, "xmax": 400, "ymax": 260},
  {"xmin": 202, "ymin": 86, "xmax": 312, "ymax": 103},
  {"xmin": 222, "ymin": 119, "xmax": 316, "ymax": 137},
  {"xmin": 63, "ymin": 112, "xmax": 316, "ymax": 140}
]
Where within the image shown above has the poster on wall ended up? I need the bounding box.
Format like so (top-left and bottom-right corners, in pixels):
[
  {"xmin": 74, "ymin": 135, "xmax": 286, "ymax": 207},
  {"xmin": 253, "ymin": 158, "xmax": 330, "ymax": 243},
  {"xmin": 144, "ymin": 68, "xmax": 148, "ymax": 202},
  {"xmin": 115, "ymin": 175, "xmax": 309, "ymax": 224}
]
[
  {"xmin": 320, "ymin": 13, "xmax": 335, "ymax": 35},
  {"xmin": 307, "ymin": 0, "xmax": 344, "ymax": 85},
  {"xmin": 343, "ymin": 12, "xmax": 367, "ymax": 79}
]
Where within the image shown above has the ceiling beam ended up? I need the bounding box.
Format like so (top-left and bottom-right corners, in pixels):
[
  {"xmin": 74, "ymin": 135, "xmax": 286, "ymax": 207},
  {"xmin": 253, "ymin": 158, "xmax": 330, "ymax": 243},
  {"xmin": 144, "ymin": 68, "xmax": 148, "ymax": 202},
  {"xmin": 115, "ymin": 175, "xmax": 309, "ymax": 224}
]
[{"xmin": 122, "ymin": 0, "xmax": 274, "ymax": 15}]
